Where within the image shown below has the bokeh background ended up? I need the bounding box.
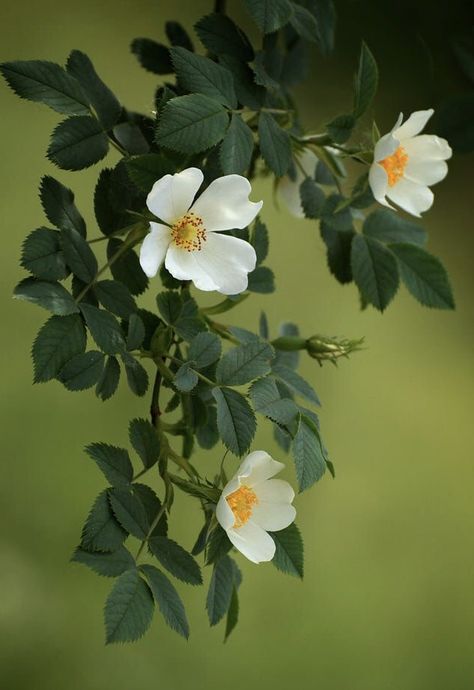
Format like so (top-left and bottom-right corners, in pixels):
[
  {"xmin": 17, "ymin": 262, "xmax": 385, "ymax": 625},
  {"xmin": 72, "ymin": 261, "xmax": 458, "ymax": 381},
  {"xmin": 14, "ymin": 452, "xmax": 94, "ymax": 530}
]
[{"xmin": 1, "ymin": 1, "xmax": 473, "ymax": 688}]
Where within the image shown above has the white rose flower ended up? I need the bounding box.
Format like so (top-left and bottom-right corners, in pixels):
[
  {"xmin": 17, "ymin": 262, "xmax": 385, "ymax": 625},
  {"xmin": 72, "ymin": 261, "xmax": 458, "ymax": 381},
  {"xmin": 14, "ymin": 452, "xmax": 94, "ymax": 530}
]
[
  {"xmin": 216, "ymin": 451, "xmax": 296, "ymax": 564},
  {"xmin": 139, "ymin": 168, "xmax": 263, "ymax": 295},
  {"xmin": 369, "ymin": 109, "xmax": 452, "ymax": 217}
]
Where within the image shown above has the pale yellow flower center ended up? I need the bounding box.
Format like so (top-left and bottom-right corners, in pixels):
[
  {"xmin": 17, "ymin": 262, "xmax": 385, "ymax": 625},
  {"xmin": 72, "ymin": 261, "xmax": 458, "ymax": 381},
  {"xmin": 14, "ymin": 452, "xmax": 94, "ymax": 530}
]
[
  {"xmin": 171, "ymin": 212, "xmax": 206, "ymax": 252},
  {"xmin": 226, "ymin": 485, "xmax": 258, "ymax": 529},
  {"xmin": 379, "ymin": 145, "xmax": 409, "ymax": 186}
]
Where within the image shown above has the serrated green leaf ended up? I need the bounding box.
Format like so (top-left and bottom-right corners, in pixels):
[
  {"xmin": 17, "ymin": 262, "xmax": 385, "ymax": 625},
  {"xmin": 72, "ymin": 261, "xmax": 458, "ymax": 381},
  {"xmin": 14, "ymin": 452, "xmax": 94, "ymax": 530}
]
[
  {"xmin": 149, "ymin": 536, "xmax": 202, "ymax": 585},
  {"xmin": 32, "ymin": 313, "xmax": 86, "ymax": 383},
  {"xmin": 133, "ymin": 484, "xmax": 168, "ymax": 537},
  {"xmin": 47, "ymin": 115, "xmax": 109, "ymax": 171},
  {"xmin": 206, "ymin": 555, "xmax": 234, "ymax": 626},
  {"xmin": 289, "ymin": 3, "xmax": 320, "ymax": 43},
  {"xmin": 195, "ymin": 13, "xmax": 254, "ymax": 61},
  {"xmin": 326, "ymin": 113, "xmax": 355, "ymax": 144},
  {"xmin": 156, "ymin": 94, "xmax": 229, "ymax": 154},
  {"xmin": 124, "ymin": 154, "xmax": 176, "ymax": 193},
  {"xmin": 66, "ymin": 50, "xmax": 121, "ymax": 129},
  {"xmin": 270, "ymin": 523, "xmax": 304, "ymax": 578},
  {"xmin": 224, "ymin": 586, "xmax": 239, "ymax": 641},
  {"xmin": 205, "ymin": 523, "xmax": 233, "ymax": 565},
  {"xmin": 174, "ymin": 363, "xmax": 199, "ymax": 392},
  {"xmin": 216, "ymin": 340, "xmax": 274, "ymax": 385},
  {"xmin": 40, "ymin": 175, "xmax": 86, "ymax": 237},
  {"xmin": 126, "ymin": 313, "xmax": 146, "ymax": 350},
  {"xmin": 121, "ymin": 352, "xmax": 149, "ymax": 396},
  {"xmin": 72, "ymin": 545, "xmax": 135, "ymax": 577},
  {"xmin": 61, "ymin": 227, "xmax": 98, "ymax": 283},
  {"xmin": 21, "ymin": 228, "xmax": 68, "ymax": 281},
  {"xmin": 131, "ymin": 38, "xmax": 173, "ymax": 75},
  {"xmin": 321, "ymin": 194, "xmax": 353, "ymax": 231},
  {"xmin": 60, "ymin": 350, "xmax": 105, "ymax": 390},
  {"xmin": 258, "ymin": 112, "xmax": 291, "ymax": 177},
  {"xmin": 251, "ymin": 218, "xmax": 268, "ymax": 264},
  {"xmin": 129, "ymin": 418, "xmax": 161, "ymax": 469},
  {"xmin": 351, "ymin": 234, "xmax": 399, "ymax": 311},
  {"xmin": 108, "ymin": 239, "xmax": 149, "ymax": 296},
  {"xmin": 292, "ymin": 414, "xmax": 326, "ymax": 491},
  {"xmin": 171, "ymin": 46, "xmax": 236, "ymax": 108},
  {"xmin": 219, "ymin": 114, "xmax": 254, "ymax": 175},
  {"xmin": 94, "ymin": 280, "xmax": 137, "ymax": 319},
  {"xmin": 85, "ymin": 443, "xmax": 133, "ymax": 486},
  {"xmin": 156, "ymin": 290, "xmax": 182, "ymax": 324},
  {"xmin": 320, "ymin": 222, "xmax": 355, "ymax": 285},
  {"xmin": 170, "ymin": 474, "xmax": 220, "ymax": 502},
  {"xmin": 80, "ymin": 303, "xmax": 126, "ymax": 355},
  {"xmin": 112, "ymin": 119, "xmax": 151, "ymax": 156},
  {"xmin": 95, "ymin": 355, "xmax": 121, "ymax": 401},
  {"xmin": 166, "ymin": 20, "xmax": 194, "ymax": 51},
  {"xmin": 250, "ymin": 377, "xmax": 298, "ymax": 426},
  {"xmin": 81, "ymin": 489, "xmax": 127, "ymax": 552},
  {"xmin": 272, "ymin": 362, "xmax": 320, "ymax": 404},
  {"xmin": 247, "ymin": 266, "xmax": 275, "ymax": 293},
  {"xmin": 244, "ymin": 0, "xmax": 293, "ymax": 33},
  {"xmin": 94, "ymin": 168, "xmax": 132, "ymax": 237},
  {"xmin": 105, "ymin": 568, "xmax": 154, "ymax": 644},
  {"xmin": 140, "ymin": 564, "xmax": 189, "ymax": 638},
  {"xmin": 389, "ymin": 243, "xmax": 455, "ymax": 309},
  {"xmin": 109, "ymin": 487, "xmax": 149, "ymax": 539},
  {"xmin": 353, "ymin": 42, "xmax": 378, "ymax": 118},
  {"xmin": 363, "ymin": 209, "xmax": 427, "ymax": 246},
  {"xmin": 300, "ymin": 177, "xmax": 325, "ymax": 219},
  {"xmin": 14, "ymin": 277, "xmax": 79, "ymax": 315},
  {"xmin": 219, "ymin": 54, "xmax": 265, "ymax": 110},
  {"xmin": 188, "ymin": 332, "xmax": 221, "ymax": 369},
  {"xmin": 212, "ymin": 387, "xmax": 256, "ymax": 455},
  {"xmin": 0, "ymin": 59, "xmax": 89, "ymax": 115}
]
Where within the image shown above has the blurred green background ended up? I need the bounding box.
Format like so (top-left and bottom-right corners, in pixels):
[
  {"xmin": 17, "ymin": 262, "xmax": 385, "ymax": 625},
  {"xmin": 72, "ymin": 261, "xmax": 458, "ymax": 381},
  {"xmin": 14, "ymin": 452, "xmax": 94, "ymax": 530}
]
[{"xmin": 1, "ymin": 1, "xmax": 473, "ymax": 688}]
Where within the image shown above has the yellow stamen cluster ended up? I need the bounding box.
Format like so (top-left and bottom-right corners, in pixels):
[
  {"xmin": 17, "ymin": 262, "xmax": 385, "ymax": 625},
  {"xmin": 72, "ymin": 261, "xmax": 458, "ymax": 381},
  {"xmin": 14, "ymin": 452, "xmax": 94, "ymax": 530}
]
[
  {"xmin": 379, "ymin": 145, "xmax": 409, "ymax": 187},
  {"xmin": 226, "ymin": 485, "xmax": 258, "ymax": 529},
  {"xmin": 171, "ymin": 212, "xmax": 206, "ymax": 252}
]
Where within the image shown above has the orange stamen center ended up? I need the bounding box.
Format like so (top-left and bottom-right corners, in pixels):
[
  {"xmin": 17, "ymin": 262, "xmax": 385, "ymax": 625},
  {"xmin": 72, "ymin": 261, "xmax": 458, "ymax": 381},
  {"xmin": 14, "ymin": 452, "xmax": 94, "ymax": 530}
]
[
  {"xmin": 226, "ymin": 485, "xmax": 258, "ymax": 529},
  {"xmin": 379, "ymin": 146, "xmax": 409, "ymax": 186},
  {"xmin": 171, "ymin": 212, "xmax": 206, "ymax": 252}
]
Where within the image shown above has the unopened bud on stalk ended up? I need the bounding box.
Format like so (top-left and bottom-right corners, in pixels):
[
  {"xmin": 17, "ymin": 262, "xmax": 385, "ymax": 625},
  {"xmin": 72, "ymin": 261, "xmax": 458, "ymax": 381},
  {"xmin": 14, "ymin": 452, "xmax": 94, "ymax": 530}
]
[{"xmin": 306, "ymin": 335, "xmax": 364, "ymax": 365}]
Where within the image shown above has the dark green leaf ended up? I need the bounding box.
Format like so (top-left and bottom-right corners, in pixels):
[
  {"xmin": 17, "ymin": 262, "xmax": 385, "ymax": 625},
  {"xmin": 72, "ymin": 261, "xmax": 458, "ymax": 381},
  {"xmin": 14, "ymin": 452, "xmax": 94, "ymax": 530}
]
[
  {"xmin": 219, "ymin": 55, "xmax": 265, "ymax": 110},
  {"xmin": 389, "ymin": 243, "xmax": 455, "ymax": 309},
  {"xmin": 140, "ymin": 564, "xmax": 189, "ymax": 638},
  {"xmin": 108, "ymin": 239, "xmax": 149, "ymax": 296},
  {"xmin": 170, "ymin": 475, "xmax": 220, "ymax": 502},
  {"xmin": 94, "ymin": 280, "xmax": 137, "ymax": 319},
  {"xmin": 47, "ymin": 115, "xmax": 108, "ymax": 171},
  {"xmin": 224, "ymin": 586, "xmax": 239, "ymax": 641},
  {"xmin": 166, "ymin": 21, "xmax": 194, "ymax": 51},
  {"xmin": 94, "ymin": 167, "xmax": 133, "ymax": 237},
  {"xmin": 250, "ymin": 376, "xmax": 298, "ymax": 426},
  {"xmin": 171, "ymin": 47, "xmax": 236, "ymax": 108},
  {"xmin": 149, "ymin": 536, "xmax": 202, "ymax": 585},
  {"xmin": 21, "ymin": 228, "xmax": 68, "ymax": 281},
  {"xmin": 72, "ymin": 545, "xmax": 135, "ymax": 577},
  {"xmin": 251, "ymin": 218, "xmax": 268, "ymax": 264},
  {"xmin": 104, "ymin": 568, "xmax": 154, "ymax": 643},
  {"xmin": 300, "ymin": 178, "xmax": 325, "ymax": 219},
  {"xmin": 40, "ymin": 175, "xmax": 86, "ymax": 237},
  {"xmin": 363, "ymin": 209, "xmax": 427, "ymax": 246},
  {"xmin": 351, "ymin": 234, "xmax": 399, "ymax": 311},
  {"xmin": 32, "ymin": 314, "xmax": 85, "ymax": 384},
  {"xmin": 155, "ymin": 94, "xmax": 229, "ymax": 154},
  {"xmin": 85, "ymin": 443, "xmax": 133, "ymax": 486},
  {"xmin": 122, "ymin": 352, "xmax": 149, "ymax": 396},
  {"xmin": 289, "ymin": 4, "xmax": 320, "ymax": 43},
  {"xmin": 0, "ymin": 59, "xmax": 89, "ymax": 115},
  {"xmin": 133, "ymin": 484, "xmax": 167, "ymax": 537},
  {"xmin": 189, "ymin": 332, "xmax": 221, "ymax": 369},
  {"xmin": 216, "ymin": 340, "xmax": 274, "ymax": 385},
  {"xmin": 113, "ymin": 120, "xmax": 150, "ymax": 155},
  {"xmin": 270, "ymin": 523, "xmax": 304, "ymax": 578},
  {"xmin": 126, "ymin": 313, "xmax": 146, "ymax": 351},
  {"xmin": 321, "ymin": 194, "xmax": 353, "ymax": 231},
  {"xmin": 272, "ymin": 362, "xmax": 320, "ymax": 404},
  {"xmin": 320, "ymin": 222, "xmax": 355, "ymax": 284},
  {"xmin": 258, "ymin": 112, "xmax": 291, "ymax": 176},
  {"xmin": 61, "ymin": 227, "xmax": 98, "ymax": 283},
  {"xmin": 195, "ymin": 14, "xmax": 254, "ymax": 61},
  {"xmin": 247, "ymin": 266, "xmax": 275, "ymax": 293},
  {"xmin": 80, "ymin": 303, "xmax": 126, "ymax": 355},
  {"xmin": 156, "ymin": 290, "xmax": 182, "ymax": 324},
  {"xmin": 244, "ymin": 0, "xmax": 293, "ymax": 33},
  {"xmin": 353, "ymin": 42, "xmax": 378, "ymax": 118},
  {"xmin": 109, "ymin": 487, "xmax": 149, "ymax": 539},
  {"xmin": 60, "ymin": 350, "xmax": 105, "ymax": 391},
  {"xmin": 292, "ymin": 414, "xmax": 326, "ymax": 491},
  {"xmin": 174, "ymin": 363, "xmax": 199, "ymax": 392},
  {"xmin": 196, "ymin": 406, "xmax": 219, "ymax": 449},
  {"xmin": 81, "ymin": 489, "xmax": 127, "ymax": 552},
  {"xmin": 326, "ymin": 113, "xmax": 355, "ymax": 144},
  {"xmin": 124, "ymin": 154, "xmax": 176, "ymax": 193},
  {"xmin": 212, "ymin": 387, "xmax": 256, "ymax": 455},
  {"xmin": 129, "ymin": 418, "xmax": 161, "ymax": 469},
  {"xmin": 95, "ymin": 355, "xmax": 121, "ymax": 401},
  {"xmin": 131, "ymin": 38, "xmax": 172, "ymax": 75},
  {"xmin": 66, "ymin": 50, "xmax": 121, "ymax": 128},
  {"xmin": 14, "ymin": 277, "xmax": 79, "ymax": 315},
  {"xmin": 219, "ymin": 114, "xmax": 254, "ymax": 175},
  {"xmin": 206, "ymin": 555, "xmax": 234, "ymax": 626},
  {"xmin": 205, "ymin": 523, "xmax": 233, "ymax": 564}
]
